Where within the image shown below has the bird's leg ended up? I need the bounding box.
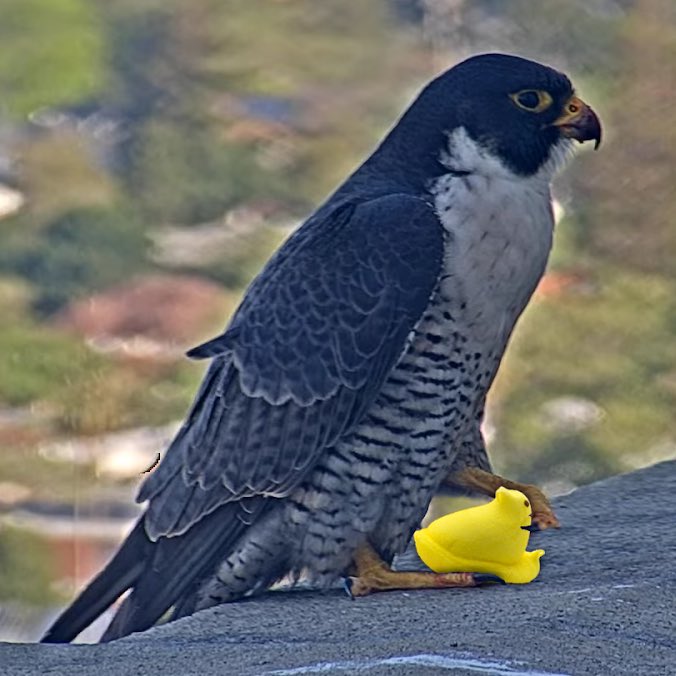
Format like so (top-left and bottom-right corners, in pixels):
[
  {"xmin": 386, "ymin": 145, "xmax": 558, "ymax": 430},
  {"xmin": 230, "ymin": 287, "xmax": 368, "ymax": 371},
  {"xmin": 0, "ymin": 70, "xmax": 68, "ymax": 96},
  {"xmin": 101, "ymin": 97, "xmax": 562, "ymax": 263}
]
[
  {"xmin": 444, "ymin": 467, "xmax": 560, "ymax": 530},
  {"xmin": 346, "ymin": 541, "xmax": 491, "ymax": 597}
]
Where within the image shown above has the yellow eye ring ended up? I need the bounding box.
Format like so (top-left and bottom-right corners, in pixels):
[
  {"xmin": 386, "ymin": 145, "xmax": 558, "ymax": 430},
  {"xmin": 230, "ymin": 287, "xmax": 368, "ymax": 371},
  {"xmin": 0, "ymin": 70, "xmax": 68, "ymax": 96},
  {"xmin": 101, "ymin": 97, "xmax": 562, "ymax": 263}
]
[{"xmin": 510, "ymin": 89, "xmax": 553, "ymax": 113}]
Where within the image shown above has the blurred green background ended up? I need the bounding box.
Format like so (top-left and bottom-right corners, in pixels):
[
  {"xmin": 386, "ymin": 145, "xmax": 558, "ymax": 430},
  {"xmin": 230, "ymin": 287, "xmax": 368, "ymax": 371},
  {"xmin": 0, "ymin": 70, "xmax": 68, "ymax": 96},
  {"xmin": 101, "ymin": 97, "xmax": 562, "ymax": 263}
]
[{"xmin": 0, "ymin": 0, "xmax": 674, "ymax": 641}]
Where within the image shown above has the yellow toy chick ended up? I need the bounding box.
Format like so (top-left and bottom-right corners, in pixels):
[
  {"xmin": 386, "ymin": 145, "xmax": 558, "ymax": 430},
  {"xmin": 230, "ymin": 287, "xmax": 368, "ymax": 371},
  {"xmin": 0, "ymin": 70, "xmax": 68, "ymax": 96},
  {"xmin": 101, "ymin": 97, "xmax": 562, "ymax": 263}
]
[{"xmin": 413, "ymin": 486, "xmax": 545, "ymax": 584}]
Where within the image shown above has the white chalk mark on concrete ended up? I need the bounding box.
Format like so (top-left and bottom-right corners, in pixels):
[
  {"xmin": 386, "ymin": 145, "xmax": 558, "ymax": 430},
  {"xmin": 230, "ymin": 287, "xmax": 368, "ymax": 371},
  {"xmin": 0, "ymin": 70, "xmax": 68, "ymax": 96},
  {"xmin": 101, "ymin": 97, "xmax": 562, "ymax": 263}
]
[{"xmin": 265, "ymin": 652, "xmax": 570, "ymax": 675}]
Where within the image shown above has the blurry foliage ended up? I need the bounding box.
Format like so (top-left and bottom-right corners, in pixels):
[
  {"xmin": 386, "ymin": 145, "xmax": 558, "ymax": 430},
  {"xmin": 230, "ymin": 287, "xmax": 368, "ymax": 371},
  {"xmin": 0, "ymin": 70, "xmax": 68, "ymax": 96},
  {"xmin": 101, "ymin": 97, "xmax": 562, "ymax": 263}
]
[
  {"xmin": 481, "ymin": 0, "xmax": 625, "ymax": 75},
  {"xmin": 0, "ymin": 277, "xmax": 34, "ymax": 323},
  {"xmin": 0, "ymin": 0, "xmax": 672, "ymax": 536},
  {"xmin": 0, "ymin": 0, "xmax": 105, "ymax": 117},
  {"xmin": 129, "ymin": 360, "xmax": 207, "ymax": 427},
  {"xmin": 572, "ymin": 0, "xmax": 676, "ymax": 276},
  {"xmin": 0, "ymin": 322, "xmax": 107, "ymax": 407},
  {"xmin": 0, "ymin": 447, "xmax": 98, "ymax": 503},
  {"xmin": 201, "ymin": 224, "xmax": 289, "ymax": 289},
  {"xmin": 57, "ymin": 364, "xmax": 150, "ymax": 436},
  {"xmin": 19, "ymin": 131, "xmax": 119, "ymax": 221},
  {"xmin": 0, "ymin": 206, "xmax": 149, "ymax": 315},
  {"xmin": 0, "ymin": 526, "xmax": 62, "ymax": 604},
  {"xmin": 57, "ymin": 359, "xmax": 204, "ymax": 435},
  {"xmin": 493, "ymin": 265, "xmax": 676, "ymax": 483},
  {"xmin": 100, "ymin": 0, "xmax": 425, "ymax": 216},
  {"xmin": 0, "ymin": 0, "xmax": 429, "ymax": 453},
  {"xmin": 198, "ymin": 0, "xmax": 419, "ymax": 92},
  {"xmin": 129, "ymin": 122, "xmax": 296, "ymax": 224}
]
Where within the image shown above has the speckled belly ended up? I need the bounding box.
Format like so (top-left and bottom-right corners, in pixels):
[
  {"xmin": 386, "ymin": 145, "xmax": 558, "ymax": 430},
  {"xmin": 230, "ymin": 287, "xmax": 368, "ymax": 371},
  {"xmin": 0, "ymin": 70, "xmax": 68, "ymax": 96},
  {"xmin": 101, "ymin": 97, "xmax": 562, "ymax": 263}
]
[
  {"xmin": 284, "ymin": 165, "xmax": 553, "ymax": 580},
  {"xmin": 284, "ymin": 280, "xmax": 502, "ymax": 580}
]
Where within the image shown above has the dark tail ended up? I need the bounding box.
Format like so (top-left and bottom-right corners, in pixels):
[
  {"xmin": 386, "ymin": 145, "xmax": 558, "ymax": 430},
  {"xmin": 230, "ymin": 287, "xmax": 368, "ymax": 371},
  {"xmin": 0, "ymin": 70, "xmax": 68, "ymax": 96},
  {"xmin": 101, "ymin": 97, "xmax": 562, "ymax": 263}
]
[
  {"xmin": 41, "ymin": 500, "xmax": 266, "ymax": 643},
  {"xmin": 41, "ymin": 519, "xmax": 151, "ymax": 643}
]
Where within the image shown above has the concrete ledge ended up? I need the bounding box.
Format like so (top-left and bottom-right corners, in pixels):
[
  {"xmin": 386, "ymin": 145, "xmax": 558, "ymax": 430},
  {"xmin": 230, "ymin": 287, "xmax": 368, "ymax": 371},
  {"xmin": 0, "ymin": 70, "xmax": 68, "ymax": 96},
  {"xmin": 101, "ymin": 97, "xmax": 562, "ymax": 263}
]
[{"xmin": 4, "ymin": 460, "xmax": 676, "ymax": 676}]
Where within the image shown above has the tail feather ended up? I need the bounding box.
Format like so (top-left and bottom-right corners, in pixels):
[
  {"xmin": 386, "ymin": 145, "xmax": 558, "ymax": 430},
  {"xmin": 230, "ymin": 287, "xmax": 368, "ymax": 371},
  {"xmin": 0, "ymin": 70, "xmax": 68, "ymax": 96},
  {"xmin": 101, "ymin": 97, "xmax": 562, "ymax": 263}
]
[
  {"xmin": 41, "ymin": 519, "xmax": 151, "ymax": 643},
  {"xmin": 41, "ymin": 499, "xmax": 268, "ymax": 643},
  {"xmin": 101, "ymin": 499, "xmax": 265, "ymax": 642}
]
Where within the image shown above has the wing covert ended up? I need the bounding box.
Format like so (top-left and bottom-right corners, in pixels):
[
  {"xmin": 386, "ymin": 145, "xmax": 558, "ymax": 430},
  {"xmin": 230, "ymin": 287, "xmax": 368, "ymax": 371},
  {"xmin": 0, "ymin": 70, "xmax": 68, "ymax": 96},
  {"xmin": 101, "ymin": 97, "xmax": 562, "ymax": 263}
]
[{"xmin": 140, "ymin": 194, "xmax": 444, "ymax": 538}]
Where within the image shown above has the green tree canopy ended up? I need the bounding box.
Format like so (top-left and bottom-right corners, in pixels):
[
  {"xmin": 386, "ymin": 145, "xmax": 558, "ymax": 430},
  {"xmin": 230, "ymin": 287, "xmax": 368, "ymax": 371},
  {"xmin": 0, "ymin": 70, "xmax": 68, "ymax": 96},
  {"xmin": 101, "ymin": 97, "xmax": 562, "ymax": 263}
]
[
  {"xmin": 0, "ymin": 206, "xmax": 148, "ymax": 315},
  {"xmin": 0, "ymin": 0, "xmax": 105, "ymax": 117}
]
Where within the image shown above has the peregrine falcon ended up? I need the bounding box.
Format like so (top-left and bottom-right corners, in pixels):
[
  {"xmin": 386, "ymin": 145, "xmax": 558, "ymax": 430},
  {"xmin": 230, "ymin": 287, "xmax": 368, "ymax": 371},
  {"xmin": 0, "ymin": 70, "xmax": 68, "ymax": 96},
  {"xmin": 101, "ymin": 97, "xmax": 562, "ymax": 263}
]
[{"xmin": 42, "ymin": 53, "xmax": 601, "ymax": 642}]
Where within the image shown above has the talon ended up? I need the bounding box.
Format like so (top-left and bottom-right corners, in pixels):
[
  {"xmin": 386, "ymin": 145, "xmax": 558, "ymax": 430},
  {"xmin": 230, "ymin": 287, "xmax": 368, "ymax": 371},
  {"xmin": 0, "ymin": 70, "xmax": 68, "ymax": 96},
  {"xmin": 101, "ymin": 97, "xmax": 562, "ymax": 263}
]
[
  {"xmin": 346, "ymin": 576, "xmax": 372, "ymax": 597},
  {"xmin": 343, "ymin": 577, "xmax": 356, "ymax": 600},
  {"xmin": 473, "ymin": 573, "xmax": 506, "ymax": 585},
  {"xmin": 531, "ymin": 512, "xmax": 561, "ymax": 530},
  {"xmin": 348, "ymin": 543, "xmax": 496, "ymax": 596},
  {"xmin": 443, "ymin": 468, "xmax": 560, "ymax": 531}
]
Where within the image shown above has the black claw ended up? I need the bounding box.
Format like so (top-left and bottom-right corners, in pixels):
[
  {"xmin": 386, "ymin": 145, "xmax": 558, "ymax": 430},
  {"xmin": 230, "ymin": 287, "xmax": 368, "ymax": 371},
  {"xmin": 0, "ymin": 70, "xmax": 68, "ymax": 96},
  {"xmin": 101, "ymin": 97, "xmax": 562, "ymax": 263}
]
[
  {"xmin": 473, "ymin": 574, "xmax": 506, "ymax": 585},
  {"xmin": 343, "ymin": 577, "xmax": 356, "ymax": 600}
]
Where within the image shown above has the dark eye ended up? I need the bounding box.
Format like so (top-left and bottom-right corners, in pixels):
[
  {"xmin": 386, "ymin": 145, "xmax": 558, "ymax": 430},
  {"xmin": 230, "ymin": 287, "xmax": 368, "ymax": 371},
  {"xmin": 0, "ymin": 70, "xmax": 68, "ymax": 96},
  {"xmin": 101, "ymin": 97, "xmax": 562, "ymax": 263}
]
[
  {"xmin": 511, "ymin": 89, "xmax": 553, "ymax": 113},
  {"xmin": 524, "ymin": 500, "xmax": 530, "ymax": 508},
  {"xmin": 517, "ymin": 91, "xmax": 540, "ymax": 108}
]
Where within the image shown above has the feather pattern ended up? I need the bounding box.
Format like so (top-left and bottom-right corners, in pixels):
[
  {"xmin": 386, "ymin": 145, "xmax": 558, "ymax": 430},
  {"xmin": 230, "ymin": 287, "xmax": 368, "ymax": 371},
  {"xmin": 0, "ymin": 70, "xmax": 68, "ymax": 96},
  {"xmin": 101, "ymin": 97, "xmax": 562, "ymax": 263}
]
[
  {"xmin": 40, "ymin": 54, "xmax": 596, "ymax": 643},
  {"xmin": 138, "ymin": 193, "xmax": 444, "ymax": 539}
]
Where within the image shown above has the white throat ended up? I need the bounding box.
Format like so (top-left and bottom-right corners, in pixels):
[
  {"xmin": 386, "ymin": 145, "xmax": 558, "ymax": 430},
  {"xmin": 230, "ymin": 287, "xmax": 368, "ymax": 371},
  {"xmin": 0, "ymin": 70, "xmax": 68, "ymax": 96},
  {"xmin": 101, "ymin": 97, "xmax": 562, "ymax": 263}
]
[
  {"xmin": 429, "ymin": 128, "xmax": 564, "ymax": 346},
  {"xmin": 438, "ymin": 126, "xmax": 575, "ymax": 183}
]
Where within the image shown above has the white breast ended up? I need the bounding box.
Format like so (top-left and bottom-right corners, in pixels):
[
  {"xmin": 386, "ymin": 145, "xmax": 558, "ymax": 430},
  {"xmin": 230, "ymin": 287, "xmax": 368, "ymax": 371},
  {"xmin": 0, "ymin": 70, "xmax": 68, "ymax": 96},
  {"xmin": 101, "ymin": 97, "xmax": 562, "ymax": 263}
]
[{"xmin": 431, "ymin": 128, "xmax": 565, "ymax": 348}]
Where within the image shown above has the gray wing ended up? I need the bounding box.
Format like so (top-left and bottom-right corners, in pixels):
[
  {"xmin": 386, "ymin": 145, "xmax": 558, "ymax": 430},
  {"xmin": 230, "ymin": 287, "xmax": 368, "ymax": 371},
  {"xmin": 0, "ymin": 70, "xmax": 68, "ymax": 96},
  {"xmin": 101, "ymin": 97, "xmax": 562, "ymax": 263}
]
[{"xmin": 139, "ymin": 194, "xmax": 444, "ymax": 539}]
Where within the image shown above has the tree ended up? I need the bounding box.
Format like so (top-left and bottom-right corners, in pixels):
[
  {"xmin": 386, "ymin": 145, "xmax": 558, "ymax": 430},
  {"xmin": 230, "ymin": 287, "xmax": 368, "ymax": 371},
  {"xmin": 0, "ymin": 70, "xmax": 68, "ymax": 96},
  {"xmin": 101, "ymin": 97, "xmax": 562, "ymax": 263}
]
[
  {"xmin": 572, "ymin": 0, "xmax": 676, "ymax": 276},
  {"xmin": 0, "ymin": 206, "xmax": 149, "ymax": 315},
  {"xmin": 0, "ymin": 0, "xmax": 105, "ymax": 118}
]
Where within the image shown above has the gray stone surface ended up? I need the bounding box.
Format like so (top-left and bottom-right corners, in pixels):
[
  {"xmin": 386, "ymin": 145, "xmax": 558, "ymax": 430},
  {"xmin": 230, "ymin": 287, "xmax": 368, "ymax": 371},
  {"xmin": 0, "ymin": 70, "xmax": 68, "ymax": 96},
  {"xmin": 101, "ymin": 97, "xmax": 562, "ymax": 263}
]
[{"xmin": 3, "ymin": 460, "xmax": 676, "ymax": 676}]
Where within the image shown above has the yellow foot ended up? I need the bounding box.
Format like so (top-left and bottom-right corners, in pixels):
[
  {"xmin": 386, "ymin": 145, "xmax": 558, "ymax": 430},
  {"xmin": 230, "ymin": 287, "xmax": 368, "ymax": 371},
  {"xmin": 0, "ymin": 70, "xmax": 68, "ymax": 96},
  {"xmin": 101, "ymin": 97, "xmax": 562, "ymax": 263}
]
[
  {"xmin": 346, "ymin": 570, "xmax": 482, "ymax": 597},
  {"xmin": 530, "ymin": 502, "xmax": 560, "ymax": 530},
  {"xmin": 346, "ymin": 542, "xmax": 501, "ymax": 597},
  {"xmin": 444, "ymin": 467, "xmax": 561, "ymax": 530}
]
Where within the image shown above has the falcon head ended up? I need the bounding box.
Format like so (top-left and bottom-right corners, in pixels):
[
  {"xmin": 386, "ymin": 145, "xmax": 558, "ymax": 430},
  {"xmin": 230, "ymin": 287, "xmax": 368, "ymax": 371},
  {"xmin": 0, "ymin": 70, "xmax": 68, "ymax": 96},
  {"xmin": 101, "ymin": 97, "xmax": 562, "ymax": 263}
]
[{"xmin": 386, "ymin": 53, "xmax": 601, "ymax": 180}]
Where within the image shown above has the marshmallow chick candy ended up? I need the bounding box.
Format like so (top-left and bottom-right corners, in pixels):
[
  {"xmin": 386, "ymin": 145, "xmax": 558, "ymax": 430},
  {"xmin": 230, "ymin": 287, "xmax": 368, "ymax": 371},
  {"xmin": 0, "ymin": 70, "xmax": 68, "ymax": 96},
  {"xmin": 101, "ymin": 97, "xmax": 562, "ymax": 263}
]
[{"xmin": 413, "ymin": 487, "xmax": 545, "ymax": 584}]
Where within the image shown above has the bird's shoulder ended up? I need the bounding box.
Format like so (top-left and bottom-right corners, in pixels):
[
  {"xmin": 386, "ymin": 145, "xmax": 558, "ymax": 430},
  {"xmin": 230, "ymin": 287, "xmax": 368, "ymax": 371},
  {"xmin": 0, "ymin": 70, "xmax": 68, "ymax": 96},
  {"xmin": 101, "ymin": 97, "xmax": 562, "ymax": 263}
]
[
  {"xmin": 244, "ymin": 191, "xmax": 445, "ymax": 299},
  {"xmin": 188, "ymin": 192, "xmax": 446, "ymax": 405}
]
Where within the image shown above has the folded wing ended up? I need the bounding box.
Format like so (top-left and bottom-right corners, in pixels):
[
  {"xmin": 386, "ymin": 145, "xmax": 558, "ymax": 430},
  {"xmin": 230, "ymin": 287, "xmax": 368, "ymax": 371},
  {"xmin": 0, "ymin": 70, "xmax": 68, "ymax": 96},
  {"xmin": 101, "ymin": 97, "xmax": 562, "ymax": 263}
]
[{"xmin": 139, "ymin": 194, "xmax": 444, "ymax": 539}]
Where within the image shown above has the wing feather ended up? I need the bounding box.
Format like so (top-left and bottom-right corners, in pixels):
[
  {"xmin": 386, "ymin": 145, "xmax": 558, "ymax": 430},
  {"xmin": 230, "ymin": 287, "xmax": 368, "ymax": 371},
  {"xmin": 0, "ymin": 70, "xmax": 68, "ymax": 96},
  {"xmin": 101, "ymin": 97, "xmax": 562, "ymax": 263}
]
[{"xmin": 139, "ymin": 194, "xmax": 444, "ymax": 539}]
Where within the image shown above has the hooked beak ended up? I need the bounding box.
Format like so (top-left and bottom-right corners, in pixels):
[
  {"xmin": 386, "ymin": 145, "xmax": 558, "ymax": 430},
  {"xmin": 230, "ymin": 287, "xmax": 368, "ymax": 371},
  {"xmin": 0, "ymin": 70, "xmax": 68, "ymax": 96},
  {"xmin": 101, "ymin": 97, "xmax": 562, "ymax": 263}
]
[{"xmin": 551, "ymin": 95, "xmax": 602, "ymax": 150}]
